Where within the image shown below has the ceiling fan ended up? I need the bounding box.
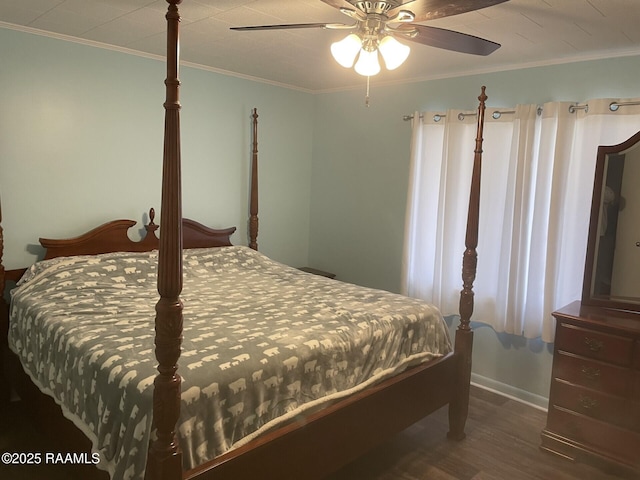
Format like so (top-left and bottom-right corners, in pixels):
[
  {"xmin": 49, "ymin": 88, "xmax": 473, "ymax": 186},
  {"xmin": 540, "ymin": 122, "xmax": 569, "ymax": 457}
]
[{"xmin": 231, "ymin": 0, "xmax": 508, "ymax": 77}]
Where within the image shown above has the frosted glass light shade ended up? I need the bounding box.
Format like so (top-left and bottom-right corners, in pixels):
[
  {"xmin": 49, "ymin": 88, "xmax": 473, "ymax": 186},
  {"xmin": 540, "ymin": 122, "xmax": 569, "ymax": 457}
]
[
  {"xmin": 378, "ymin": 36, "xmax": 410, "ymax": 70},
  {"xmin": 330, "ymin": 34, "xmax": 362, "ymax": 68},
  {"xmin": 354, "ymin": 49, "xmax": 380, "ymax": 76}
]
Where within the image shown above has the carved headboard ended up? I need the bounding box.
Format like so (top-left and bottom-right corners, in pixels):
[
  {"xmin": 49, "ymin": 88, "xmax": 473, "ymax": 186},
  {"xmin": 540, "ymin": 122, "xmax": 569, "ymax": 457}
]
[{"xmin": 39, "ymin": 208, "xmax": 236, "ymax": 261}]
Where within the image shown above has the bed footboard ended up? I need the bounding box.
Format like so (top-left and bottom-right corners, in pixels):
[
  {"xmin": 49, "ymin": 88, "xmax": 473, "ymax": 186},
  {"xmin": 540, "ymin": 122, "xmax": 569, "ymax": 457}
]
[{"xmin": 186, "ymin": 355, "xmax": 458, "ymax": 480}]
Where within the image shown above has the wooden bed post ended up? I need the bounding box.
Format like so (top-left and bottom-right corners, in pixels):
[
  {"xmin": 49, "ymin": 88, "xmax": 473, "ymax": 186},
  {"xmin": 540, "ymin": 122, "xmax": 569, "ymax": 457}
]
[
  {"xmin": 146, "ymin": 1, "xmax": 184, "ymax": 480},
  {"xmin": 448, "ymin": 86, "xmax": 487, "ymax": 441},
  {"xmin": 0, "ymin": 200, "xmax": 7, "ymax": 404},
  {"xmin": 249, "ymin": 108, "xmax": 259, "ymax": 250},
  {"xmin": 0, "ymin": 200, "xmax": 5, "ymax": 319}
]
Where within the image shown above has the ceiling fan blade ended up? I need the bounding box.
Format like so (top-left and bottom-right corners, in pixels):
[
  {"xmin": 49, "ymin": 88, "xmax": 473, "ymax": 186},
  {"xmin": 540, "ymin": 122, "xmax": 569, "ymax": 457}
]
[
  {"xmin": 396, "ymin": 24, "xmax": 500, "ymax": 56},
  {"xmin": 231, "ymin": 23, "xmax": 344, "ymax": 31},
  {"xmin": 389, "ymin": 0, "xmax": 509, "ymax": 23}
]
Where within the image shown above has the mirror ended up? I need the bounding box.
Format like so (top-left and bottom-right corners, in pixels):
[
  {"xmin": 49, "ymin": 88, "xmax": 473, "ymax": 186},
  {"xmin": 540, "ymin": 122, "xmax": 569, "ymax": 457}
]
[{"xmin": 582, "ymin": 130, "xmax": 640, "ymax": 311}]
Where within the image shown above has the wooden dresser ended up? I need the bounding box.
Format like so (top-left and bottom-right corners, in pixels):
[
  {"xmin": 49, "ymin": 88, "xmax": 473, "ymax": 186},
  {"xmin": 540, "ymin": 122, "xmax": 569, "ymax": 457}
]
[{"xmin": 541, "ymin": 301, "xmax": 640, "ymax": 474}]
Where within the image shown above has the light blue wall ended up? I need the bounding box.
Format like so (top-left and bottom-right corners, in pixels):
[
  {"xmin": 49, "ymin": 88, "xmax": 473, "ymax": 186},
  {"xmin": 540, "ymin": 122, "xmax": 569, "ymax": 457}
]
[
  {"xmin": 0, "ymin": 27, "xmax": 314, "ymax": 270},
  {"xmin": 309, "ymin": 54, "xmax": 640, "ymax": 406},
  {"xmin": 4, "ymin": 24, "xmax": 640, "ymax": 408}
]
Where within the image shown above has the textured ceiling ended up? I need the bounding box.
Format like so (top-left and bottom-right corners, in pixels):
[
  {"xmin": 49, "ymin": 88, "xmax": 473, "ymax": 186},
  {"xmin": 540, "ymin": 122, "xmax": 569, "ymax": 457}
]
[{"xmin": 1, "ymin": 0, "xmax": 640, "ymax": 92}]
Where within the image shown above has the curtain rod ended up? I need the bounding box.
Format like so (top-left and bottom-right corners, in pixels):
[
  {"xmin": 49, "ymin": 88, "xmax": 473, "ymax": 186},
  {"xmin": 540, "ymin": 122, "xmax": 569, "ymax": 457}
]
[
  {"xmin": 404, "ymin": 101, "xmax": 640, "ymax": 121},
  {"xmin": 566, "ymin": 100, "xmax": 640, "ymax": 114},
  {"xmin": 403, "ymin": 109, "xmax": 516, "ymax": 122},
  {"xmin": 405, "ymin": 100, "xmax": 639, "ymax": 122},
  {"xmin": 609, "ymin": 100, "xmax": 640, "ymax": 111}
]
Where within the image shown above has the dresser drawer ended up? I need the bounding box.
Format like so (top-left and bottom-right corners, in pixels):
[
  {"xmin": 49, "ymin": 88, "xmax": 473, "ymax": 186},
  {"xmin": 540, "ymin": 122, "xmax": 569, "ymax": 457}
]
[
  {"xmin": 554, "ymin": 351, "xmax": 632, "ymax": 397},
  {"xmin": 634, "ymin": 341, "xmax": 640, "ymax": 370},
  {"xmin": 556, "ymin": 323, "xmax": 633, "ymax": 366},
  {"xmin": 547, "ymin": 406, "xmax": 640, "ymax": 467},
  {"xmin": 551, "ymin": 379, "xmax": 629, "ymax": 429}
]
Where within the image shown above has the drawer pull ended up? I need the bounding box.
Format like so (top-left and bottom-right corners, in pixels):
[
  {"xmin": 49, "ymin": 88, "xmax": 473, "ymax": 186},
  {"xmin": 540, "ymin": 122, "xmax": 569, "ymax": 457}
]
[
  {"xmin": 584, "ymin": 336, "xmax": 604, "ymax": 352},
  {"xmin": 580, "ymin": 366, "xmax": 601, "ymax": 380},
  {"xmin": 577, "ymin": 394, "xmax": 599, "ymax": 410}
]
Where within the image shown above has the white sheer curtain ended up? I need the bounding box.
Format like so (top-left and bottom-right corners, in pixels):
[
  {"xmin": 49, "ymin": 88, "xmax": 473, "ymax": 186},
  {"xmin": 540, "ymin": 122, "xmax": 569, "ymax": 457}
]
[{"xmin": 402, "ymin": 98, "xmax": 640, "ymax": 342}]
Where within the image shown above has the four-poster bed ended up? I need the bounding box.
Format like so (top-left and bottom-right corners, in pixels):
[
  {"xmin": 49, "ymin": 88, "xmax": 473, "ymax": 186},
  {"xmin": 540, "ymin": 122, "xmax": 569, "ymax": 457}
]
[{"xmin": 0, "ymin": 1, "xmax": 488, "ymax": 479}]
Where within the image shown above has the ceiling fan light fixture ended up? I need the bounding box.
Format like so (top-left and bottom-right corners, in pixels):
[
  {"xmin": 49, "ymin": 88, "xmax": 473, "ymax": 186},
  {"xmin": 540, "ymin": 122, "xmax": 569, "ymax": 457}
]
[
  {"xmin": 378, "ymin": 35, "xmax": 410, "ymax": 70},
  {"xmin": 354, "ymin": 48, "xmax": 381, "ymax": 76},
  {"xmin": 330, "ymin": 33, "xmax": 362, "ymax": 68}
]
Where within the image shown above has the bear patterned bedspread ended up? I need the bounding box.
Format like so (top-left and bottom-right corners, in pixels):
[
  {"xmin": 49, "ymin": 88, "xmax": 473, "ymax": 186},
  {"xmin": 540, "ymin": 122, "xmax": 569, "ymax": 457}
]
[{"xmin": 8, "ymin": 245, "xmax": 452, "ymax": 480}]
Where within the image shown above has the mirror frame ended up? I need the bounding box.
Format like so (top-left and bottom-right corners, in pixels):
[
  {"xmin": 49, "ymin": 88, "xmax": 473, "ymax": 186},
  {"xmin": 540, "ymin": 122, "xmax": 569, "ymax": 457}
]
[{"xmin": 582, "ymin": 130, "xmax": 640, "ymax": 312}]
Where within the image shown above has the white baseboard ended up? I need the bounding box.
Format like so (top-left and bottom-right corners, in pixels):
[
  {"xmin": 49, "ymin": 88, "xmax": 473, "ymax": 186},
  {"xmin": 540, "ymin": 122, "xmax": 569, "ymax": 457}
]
[{"xmin": 471, "ymin": 373, "xmax": 549, "ymax": 412}]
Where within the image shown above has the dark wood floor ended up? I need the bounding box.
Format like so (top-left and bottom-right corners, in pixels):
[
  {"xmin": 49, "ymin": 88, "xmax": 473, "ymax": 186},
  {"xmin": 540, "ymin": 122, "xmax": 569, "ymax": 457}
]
[
  {"xmin": 0, "ymin": 386, "xmax": 633, "ymax": 480},
  {"xmin": 328, "ymin": 386, "xmax": 634, "ymax": 480}
]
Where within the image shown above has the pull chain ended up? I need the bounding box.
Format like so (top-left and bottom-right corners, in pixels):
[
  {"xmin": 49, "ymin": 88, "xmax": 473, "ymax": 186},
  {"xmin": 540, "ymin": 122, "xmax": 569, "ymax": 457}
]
[{"xmin": 365, "ymin": 76, "xmax": 371, "ymax": 107}]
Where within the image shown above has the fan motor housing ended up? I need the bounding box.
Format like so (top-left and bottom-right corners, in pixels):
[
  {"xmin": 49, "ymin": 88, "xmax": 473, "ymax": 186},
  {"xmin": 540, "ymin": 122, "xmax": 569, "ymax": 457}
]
[{"xmin": 354, "ymin": 1, "xmax": 398, "ymax": 16}]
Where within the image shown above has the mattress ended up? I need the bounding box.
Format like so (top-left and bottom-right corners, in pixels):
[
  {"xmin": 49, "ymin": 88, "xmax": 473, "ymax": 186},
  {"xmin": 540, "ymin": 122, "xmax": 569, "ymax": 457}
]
[{"xmin": 8, "ymin": 246, "xmax": 452, "ymax": 480}]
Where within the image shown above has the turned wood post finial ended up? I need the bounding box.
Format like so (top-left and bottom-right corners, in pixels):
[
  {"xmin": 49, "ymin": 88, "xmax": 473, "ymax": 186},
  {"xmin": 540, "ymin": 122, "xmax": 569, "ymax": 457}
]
[
  {"xmin": 145, "ymin": 208, "xmax": 159, "ymax": 238},
  {"xmin": 479, "ymin": 85, "xmax": 487, "ymax": 105}
]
